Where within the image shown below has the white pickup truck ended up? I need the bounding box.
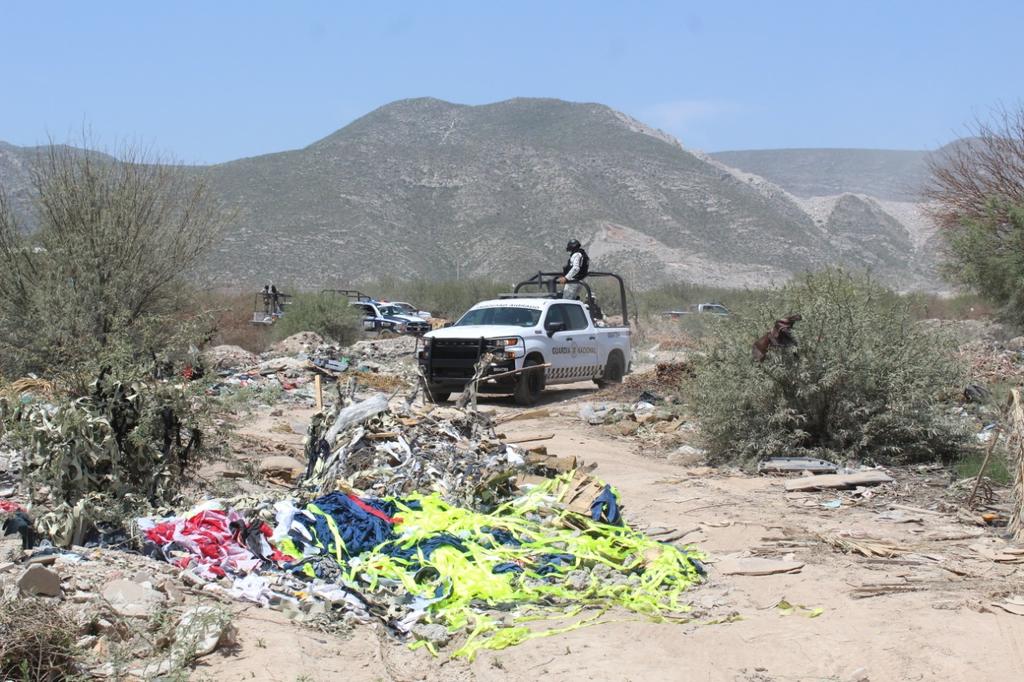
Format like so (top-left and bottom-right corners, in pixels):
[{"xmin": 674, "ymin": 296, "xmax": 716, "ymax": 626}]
[{"xmin": 418, "ymin": 296, "xmax": 631, "ymax": 405}]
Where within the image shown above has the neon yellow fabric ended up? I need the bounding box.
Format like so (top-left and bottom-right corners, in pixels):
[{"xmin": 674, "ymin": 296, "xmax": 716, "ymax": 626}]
[{"xmin": 339, "ymin": 473, "xmax": 706, "ymax": 660}]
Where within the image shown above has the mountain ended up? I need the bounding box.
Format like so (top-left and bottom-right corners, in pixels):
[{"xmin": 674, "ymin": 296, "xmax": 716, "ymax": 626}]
[
  {"xmin": 709, "ymin": 148, "xmax": 932, "ymax": 202},
  {"xmin": 1, "ymin": 98, "xmax": 947, "ymax": 290}
]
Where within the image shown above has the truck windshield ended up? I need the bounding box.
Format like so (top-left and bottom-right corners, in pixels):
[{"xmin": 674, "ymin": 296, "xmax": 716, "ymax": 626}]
[
  {"xmin": 380, "ymin": 306, "xmax": 404, "ymax": 317},
  {"xmin": 455, "ymin": 307, "xmax": 541, "ymax": 327}
]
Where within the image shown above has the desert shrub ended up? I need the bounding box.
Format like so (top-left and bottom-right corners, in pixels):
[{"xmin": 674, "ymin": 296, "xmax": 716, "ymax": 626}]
[
  {"xmin": 1, "ymin": 371, "xmax": 206, "ymax": 545},
  {"xmin": 272, "ymin": 292, "xmax": 363, "ymax": 345},
  {"xmin": 691, "ymin": 269, "xmax": 971, "ymax": 466},
  {"xmin": 0, "ymin": 141, "xmax": 225, "ymax": 389},
  {"xmin": 0, "ymin": 597, "xmax": 80, "ymax": 681}
]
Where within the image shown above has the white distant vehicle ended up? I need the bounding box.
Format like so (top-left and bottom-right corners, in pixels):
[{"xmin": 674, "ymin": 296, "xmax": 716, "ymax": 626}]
[
  {"xmin": 379, "ymin": 300, "xmax": 432, "ymax": 320},
  {"xmin": 661, "ymin": 303, "xmax": 730, "ymax": 319}
]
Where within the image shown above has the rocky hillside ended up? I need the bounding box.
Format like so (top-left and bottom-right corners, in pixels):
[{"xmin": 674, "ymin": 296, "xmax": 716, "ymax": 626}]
[
  {"xmin": 1, "ymin": 98, "xmax": 947, "ymax": 290},
  {"xmin": 710, "ymin": 147, "xmax": 933, "ymax": 202}
]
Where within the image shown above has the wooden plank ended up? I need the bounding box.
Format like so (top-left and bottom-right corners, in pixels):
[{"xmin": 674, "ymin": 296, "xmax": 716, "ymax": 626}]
[
  {"xmin": 784, "ymin": 471, "xmax": 893, "ymax": 492},
  {"xmin": 495, "ymin": 408, "xmax": 550, "ymax": 425},
  {"xmin": 314, "ymin": 375, "xmax": 323, "ymax": 412},
  {"xmin": 506, "ymin": 433, "xmax": 555, "ymax": 445}
]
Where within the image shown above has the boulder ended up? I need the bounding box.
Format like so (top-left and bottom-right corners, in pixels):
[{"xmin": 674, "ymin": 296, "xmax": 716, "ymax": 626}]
[
  {"xmin": 258, "ymin": 456, "xmax": 305, "ymax": 483},
  {"xmin": 101, "ymin": 579, "xmax": 166, "ymax": 618},
  {"xmin": 17, "ymin": 565, "xmax": 61, "ymax": 597},
  {"xmin": 666, "ymin": 445, "xmax": 706, "ymax": 466}
]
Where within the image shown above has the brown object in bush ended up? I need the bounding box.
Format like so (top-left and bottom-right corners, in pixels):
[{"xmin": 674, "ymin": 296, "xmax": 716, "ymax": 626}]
[{"xmin": 752, "ymin": 313, "xmax": 803, "ymax": 363}]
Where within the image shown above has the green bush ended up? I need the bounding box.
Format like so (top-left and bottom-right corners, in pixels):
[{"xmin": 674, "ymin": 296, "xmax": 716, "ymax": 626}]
[
  {"xmin": 272, "ymin": 293, "xmax": 364, "ymax": 345},
  {"xmin": 0, "ymin": 142, "xmax": 225, "ymax": 389},
  {"xmin": 940, "ymin": 202, "xmax": 1024, "ymax": 326},
  {"xmin": 1, "ymin": 372, "xmax": 206, "ymax": 546},
  {"xmin": 690, "ymin": 269, "xmax": 971, "ymax": 466}
]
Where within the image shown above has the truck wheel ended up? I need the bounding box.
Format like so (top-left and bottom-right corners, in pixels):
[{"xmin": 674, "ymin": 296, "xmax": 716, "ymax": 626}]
[
  {"xmin": 513, "ymin": 359, "xmax": 544, "ymax": 406},
  {"xmin": 427, "ymin": 386, "xmax": 451, "ymax": 403},
  {"xmin": 595, "ymin": 352, "xmax": 625, "ymax": 388}
]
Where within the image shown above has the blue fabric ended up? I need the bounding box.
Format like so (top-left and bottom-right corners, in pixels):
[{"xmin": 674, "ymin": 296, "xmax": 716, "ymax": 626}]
[
  {"xmin": 492, "ymin": 552, "xmax": 575, "ymax": 576},
  {"xmin": 307, "ymin": 492, "xmax": 396, "ymax": 558},
  {"xmin": 382, "ymin": 532, "xmax": 470, "ymax": 570},
  {"xmin": 590, "ymin": 485, "xmax": 622, "ymax": 526}
]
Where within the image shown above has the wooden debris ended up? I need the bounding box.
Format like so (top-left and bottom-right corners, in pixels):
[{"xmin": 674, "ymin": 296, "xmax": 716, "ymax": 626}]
[
  {"xmin": 850, "ymin": 582, "xmax": 927, "ymax": 599},
  {"xmin": 495, "ymin": 408, "xmax": 550, "ymax": 425},
  {"xmin": 784, "ymin": 471, "xmax": 893, "ymax": 492},
  {"xmin": 1008, "ymin": 389, "xmax": 1024, "ymax": 541},
  {"xmin": 506, "ymin": 433, "xmax": 555, "ymax": 445},
  {"xmin": 716, "ymin": 558, "xmax": 804, "ymax": 576},
  {"xmin": 818, "ymin": 533, "xmax": 909, "ymax": 558}
]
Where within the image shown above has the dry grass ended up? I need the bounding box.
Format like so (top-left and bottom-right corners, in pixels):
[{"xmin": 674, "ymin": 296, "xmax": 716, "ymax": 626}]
[{"xmin": 0, "ymin": 597, "xmax": 81, "ymax": 681}]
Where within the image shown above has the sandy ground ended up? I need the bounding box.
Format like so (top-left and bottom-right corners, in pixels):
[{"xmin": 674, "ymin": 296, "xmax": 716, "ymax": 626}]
[{"xmin": 195, "ymin": 382, "xmax": 1024, "ymax": 682}]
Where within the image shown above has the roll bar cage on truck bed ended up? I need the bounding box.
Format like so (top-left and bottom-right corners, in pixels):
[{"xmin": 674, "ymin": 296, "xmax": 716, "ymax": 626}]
[{"xmin": 501, "ymin": 271, "xmax": 629, "ymax": 326}]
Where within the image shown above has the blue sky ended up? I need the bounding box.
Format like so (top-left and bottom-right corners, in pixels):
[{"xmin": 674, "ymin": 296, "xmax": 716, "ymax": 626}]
[{"xmin": 2, "ymin": 1, "xmax": 1019, "ymax": 163}]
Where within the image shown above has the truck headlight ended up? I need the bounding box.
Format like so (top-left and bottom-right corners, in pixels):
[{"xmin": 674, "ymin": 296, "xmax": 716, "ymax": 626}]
[{"xmin": 493, "ymin": 337, "xmax": 525, "ymax": 358}]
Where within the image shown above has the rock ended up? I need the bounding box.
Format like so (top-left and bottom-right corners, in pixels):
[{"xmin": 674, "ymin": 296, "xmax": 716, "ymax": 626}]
[
  {"xmin": 566, "ymin": 569, "xmax": 590, "ymax": 591},
  {"xmin": 258, "ymin": 455, "xmax": 305, "ymax": 482},
  {"xmin": 76, "ymin": 635, "xmax": 97, "ymax": 649},
  {"xmin": 101, "ymin": 579, "xmax": 166, "ymax": 618},
  {"xmin": 633, "ymin": 401, "xmax": 656, "ymax": 417},
  {"xmin": 655, "ymin": 419, "xmax": 681, "ymax": 433},
  {"xmin": 270, "ymin": 331, "xmax": 325, "ymax": 356},
  {"xmin": 615, "ymin": 421, "xmax": 640, "ymax": 437},
  {"xmin": 411, "ymin": 623, "xmax": 451, "ymax": 648},
  {"xmin": 667, "ymin": 445, "xmax": 706, "ymax": 466},
  {"xmin": 846, "ymin": 668, "xmax": 870, "ymax": 682},
  {"xmin": 17, "ymin": 565, "xmax": 61, "ymax": 597},
  {"xmin": 1008, "ymin": 336, "xmax": 1024, "ymax": 352},
  {"xmin": 0, "ymin": 487, "xmax": 14, "ymax": 497},
  {"xmin": 201, "ymin": 345, "xmax": 259, "ymax": 370},
  {"xmin": 173, "ymin": 606, "xmax": 235, "ymax": 660}
]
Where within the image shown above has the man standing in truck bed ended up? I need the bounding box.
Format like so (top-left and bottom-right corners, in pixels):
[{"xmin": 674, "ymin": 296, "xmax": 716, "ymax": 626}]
[{"xmin": 559, "ymin": 238, "xmax": 589, "ymax": 299}]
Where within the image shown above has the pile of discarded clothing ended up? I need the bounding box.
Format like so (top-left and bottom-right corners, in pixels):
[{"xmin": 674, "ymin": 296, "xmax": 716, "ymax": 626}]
[{"xmin": 138, "ymin": 473, "xmax": 705, "ymax": 659}]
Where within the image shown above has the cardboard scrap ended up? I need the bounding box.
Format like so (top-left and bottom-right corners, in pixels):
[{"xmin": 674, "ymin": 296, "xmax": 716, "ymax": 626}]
[
  {"xmin": 560, "ymin": 470, "xmax": 609, "ymax": 517},
  {"xmin": 784, "ymin": 471, "xmax": 893, "ymax": 492},
  {"xmin": 716, "ymin": 558, "xmax": 804, "ymax": 576}
]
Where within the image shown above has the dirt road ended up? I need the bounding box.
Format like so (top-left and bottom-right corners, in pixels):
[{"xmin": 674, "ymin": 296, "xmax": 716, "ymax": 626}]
[{"xmin": 200, "ymin": 382, "xmax": 1024, "ymax": 682}]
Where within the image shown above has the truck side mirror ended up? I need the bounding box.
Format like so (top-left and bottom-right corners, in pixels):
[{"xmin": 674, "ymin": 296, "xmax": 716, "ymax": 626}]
[{"xmin": 546, "ymin": 321, "xmax": 567, "ymax": 337}]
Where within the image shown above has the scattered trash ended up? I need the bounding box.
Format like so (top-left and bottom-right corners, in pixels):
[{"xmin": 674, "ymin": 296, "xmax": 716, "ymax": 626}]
[
  {"xmin": 990, "ymin": 596, "xmax": 1024, "ymax": 616},
  {"xmin": 774, "ymin": 598, "xmax": 823, "ymax": 618},
  {"xmin": 758, "ymin": 457, "xmax": 839, "ymax": 474}
]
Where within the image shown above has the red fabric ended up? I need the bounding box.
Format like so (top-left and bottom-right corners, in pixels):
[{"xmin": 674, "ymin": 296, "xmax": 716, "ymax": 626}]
[
  {"xmin": 144, "ymin": 509, "xmax": 261, "ymax": 579},
  {"xmin": 0, "ymin": 500, "xmax": 24, "ymax": 514},
  {"xmin": 347, "ymin": 493, "xmax": 401, "ymax": 524}
]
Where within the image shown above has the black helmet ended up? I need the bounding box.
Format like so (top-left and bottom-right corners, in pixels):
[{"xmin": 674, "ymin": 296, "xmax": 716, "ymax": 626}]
[{"xmin": 566, "ymin": 239, "xmax": 581, "ymax": 252}]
